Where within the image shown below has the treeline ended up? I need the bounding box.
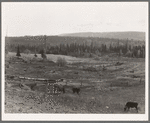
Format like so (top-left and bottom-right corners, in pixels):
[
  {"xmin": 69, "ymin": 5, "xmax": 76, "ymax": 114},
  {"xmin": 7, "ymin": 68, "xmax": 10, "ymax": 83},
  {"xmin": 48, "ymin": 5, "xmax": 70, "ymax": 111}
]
[
  {"xmin": 7, "ymin": 41, "xmax": 145, "ymax": 58},
  {"xmin": 5, "ymin": 36, "xmax": 145, "ymax": 47}
]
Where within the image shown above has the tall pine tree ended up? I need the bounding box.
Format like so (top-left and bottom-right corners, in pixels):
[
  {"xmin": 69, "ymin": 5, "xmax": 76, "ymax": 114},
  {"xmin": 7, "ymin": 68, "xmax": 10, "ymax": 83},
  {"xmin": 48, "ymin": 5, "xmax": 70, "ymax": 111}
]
[{"xmin": 16, "ymin": 45, "xmax": 21, "ymax": 57}]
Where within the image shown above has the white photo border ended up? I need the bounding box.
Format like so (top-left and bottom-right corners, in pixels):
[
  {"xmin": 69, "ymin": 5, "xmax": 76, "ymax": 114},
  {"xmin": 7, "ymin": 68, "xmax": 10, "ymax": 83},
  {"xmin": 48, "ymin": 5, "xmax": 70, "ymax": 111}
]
[{"xmin": 1, "ymin": 2, "xmax": 149, "ymax": 121}]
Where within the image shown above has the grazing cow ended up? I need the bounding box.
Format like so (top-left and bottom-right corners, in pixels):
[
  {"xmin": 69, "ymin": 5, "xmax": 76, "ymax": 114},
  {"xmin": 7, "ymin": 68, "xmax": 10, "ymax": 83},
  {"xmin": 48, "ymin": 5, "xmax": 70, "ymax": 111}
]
[
  {"xmin": 124, "ymin": 102, "xmax": 138, "ymax": 112},
  {"xmin": 72, "ymin": 87, "xmax": 80, "ymax": 95},
  {"xmin": 30, "ymin": 83, "xmax": 37, "ymax": 90},
  {"xmin": 54, "ymin": 84, "xmax": 65, "ymax": 94},
  {"xmin": 9, "ymin": 75, "xmax": 15, "ymax": 79}
]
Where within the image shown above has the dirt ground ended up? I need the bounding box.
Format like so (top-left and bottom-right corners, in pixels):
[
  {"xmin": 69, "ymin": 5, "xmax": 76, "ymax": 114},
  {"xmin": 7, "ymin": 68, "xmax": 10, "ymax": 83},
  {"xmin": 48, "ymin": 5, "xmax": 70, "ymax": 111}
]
[{"xmin": 4, "ymin": 52, "xmax": 145, "ymax": 113}]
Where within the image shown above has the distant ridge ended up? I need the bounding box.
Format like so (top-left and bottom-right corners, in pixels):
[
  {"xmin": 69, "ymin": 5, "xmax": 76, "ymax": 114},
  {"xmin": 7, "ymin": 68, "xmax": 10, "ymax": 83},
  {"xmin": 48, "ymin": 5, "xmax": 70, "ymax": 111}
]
[{"xmin": 59, "ymin": 31, "xmax": 145, "ymax": 41}]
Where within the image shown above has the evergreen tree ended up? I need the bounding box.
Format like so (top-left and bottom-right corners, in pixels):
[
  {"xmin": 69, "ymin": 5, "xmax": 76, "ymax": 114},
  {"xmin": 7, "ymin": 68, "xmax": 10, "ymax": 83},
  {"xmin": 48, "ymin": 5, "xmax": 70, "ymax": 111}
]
[
  {"xmin": 34, "ymin": 46, "xmax": 37, "ymax": 57},
  {"xmin": 109, "ymin": 44, "xmax": 112, "ymax": 52},
  {"xmin": 34, "ymin": 54, "xmax": 37, "ymax": 57},
  {"xmin": 142, "ymin": 48, "xmax": 145, "ymax": 58},
  {"xmin": 119, "ymin": 49, "xmax": 123, "ymax": 56},
  {"xmin": 16, "ymin": 45, "xmax": 21, "ymax": 57},
  {"xmin": 41, "ymin": 49, "xmax": 47, "ymax": 60}
]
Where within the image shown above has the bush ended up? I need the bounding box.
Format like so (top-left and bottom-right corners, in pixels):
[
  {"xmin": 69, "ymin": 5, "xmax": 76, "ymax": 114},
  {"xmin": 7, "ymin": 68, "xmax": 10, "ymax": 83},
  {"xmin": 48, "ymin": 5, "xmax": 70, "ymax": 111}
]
[
  {"xmin": 94, "ymin": 57, "xmax": 100, "ymax": 61},
  {"xmin": 84, "ymin": 66, "xmax": 97, "ymax": 72},
  {"xmin": 24, "ymin": 49, "xmax": 31, "ymax": 54},
  {"xmin": 56, "ymin": 57, "xmax": 67, "ymax": 67},
  {"xmin": 41, "ymin": 53, "xmax": 47, "ymax": 60}
]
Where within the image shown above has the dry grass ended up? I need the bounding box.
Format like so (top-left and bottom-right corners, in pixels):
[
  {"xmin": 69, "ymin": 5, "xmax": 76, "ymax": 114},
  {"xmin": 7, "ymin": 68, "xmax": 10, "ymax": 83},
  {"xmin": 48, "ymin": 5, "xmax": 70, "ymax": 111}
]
[
  {"xmin": 5, "ymin": 52, "xmax": 145, "ymax": 113},
  {"xmin": 5, "ymin": 82, "xmax": 145, "ymax": 113}
]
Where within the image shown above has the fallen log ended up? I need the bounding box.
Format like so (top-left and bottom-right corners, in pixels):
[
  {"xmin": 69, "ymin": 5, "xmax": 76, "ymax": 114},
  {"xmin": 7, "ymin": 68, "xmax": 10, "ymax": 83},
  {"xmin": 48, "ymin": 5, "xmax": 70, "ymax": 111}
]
[
  {"xmin": 25, "ymin": 83, "xmax": 37, "ymax": 90},
  {"xmin": 19, "ymin": 83, "xmax": 31, "ymax": 90},
  {"xmin": 18, "ymin": 76, "xmax": 56, "ymax": 82}
]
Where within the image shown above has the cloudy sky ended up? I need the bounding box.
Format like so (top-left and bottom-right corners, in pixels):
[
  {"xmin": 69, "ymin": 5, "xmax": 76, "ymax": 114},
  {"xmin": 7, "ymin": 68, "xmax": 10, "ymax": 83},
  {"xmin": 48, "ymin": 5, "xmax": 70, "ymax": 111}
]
[{"xmin": 2, "ymin": 2, "xmax": 148, "ymax": 36}]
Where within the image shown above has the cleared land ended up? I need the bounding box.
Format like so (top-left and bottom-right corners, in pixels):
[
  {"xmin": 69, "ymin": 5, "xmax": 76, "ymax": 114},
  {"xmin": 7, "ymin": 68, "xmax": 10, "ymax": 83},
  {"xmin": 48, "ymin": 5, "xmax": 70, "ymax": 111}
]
[{"xmin": 5, "ymin": 52, "xmax": 145, "ymax": 113}]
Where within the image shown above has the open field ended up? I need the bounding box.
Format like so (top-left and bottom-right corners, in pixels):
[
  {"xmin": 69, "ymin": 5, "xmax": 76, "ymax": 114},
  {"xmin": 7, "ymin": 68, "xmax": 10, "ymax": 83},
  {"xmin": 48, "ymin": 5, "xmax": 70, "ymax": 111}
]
[{"xmin": 5, "ymin": 52, "xmax": 145, "ymax": 113}]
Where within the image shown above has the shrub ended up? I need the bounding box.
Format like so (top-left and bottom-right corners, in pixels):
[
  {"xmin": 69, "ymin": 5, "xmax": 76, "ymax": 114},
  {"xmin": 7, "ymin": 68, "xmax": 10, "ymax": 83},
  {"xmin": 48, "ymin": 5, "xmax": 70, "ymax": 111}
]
[
  {"xmin": 24, "ymin": 49, "xmax": 31, "ymax": 54},
  {"xmin": 56, "ymin": 57, "xmax": 67, "ymax": 67},
  {"xmin": 40, "ymin": 49, "xmax": 47, "ymax": 60},
  {"xmin": 41, "ymin": 53, "xmax": 47, "ymax": 60},
  {"xmin": 84, "ymin": 66, "xmax": 97, "ymax": 72},
  {"xmin": 94, "ymin": 57, "xmax": 100, "ymax": 61}
]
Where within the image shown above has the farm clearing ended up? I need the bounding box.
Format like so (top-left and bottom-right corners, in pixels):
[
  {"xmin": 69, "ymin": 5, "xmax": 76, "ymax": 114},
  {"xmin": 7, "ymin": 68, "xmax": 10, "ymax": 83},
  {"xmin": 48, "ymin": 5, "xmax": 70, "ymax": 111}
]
[{"xmin": 5, "ymin": 52, "xmax": 145, "ymax": 113}]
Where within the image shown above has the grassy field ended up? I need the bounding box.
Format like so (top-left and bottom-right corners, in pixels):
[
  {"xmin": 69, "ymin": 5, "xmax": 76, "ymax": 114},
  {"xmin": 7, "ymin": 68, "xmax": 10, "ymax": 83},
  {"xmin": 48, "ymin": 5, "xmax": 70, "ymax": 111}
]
[{"xmin": 5, "ymin": 52, "xmax": 145, "ymax": 113}]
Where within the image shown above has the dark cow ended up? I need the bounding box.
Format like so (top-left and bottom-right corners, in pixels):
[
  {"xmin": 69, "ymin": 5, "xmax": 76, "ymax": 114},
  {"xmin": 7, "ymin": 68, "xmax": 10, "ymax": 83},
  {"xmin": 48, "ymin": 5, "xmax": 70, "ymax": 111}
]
[
  {"xmin": 9, "ymin": 75, "xmax": 15, "ymax": 79},
  {"xmin": 30, "ymin": 83, "xmax": 37, "ymax": 90},
  {"xmin": 72, "ymin": 87, "xmax": 80, "ymax": 95},
  {"xmin": 124, "ymin": 102, "xmax": 138, "ymax": 112},
  {"xmin": 54, "ymin": 84, "xmax": 65, "ymax": 94}
]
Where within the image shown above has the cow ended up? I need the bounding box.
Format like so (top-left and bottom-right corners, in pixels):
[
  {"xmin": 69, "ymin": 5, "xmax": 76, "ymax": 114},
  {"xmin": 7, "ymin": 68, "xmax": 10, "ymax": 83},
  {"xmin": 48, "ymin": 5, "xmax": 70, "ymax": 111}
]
[
  {"xmin": 124, "ymin": 102, "xmax": 138, "ymax": 112},
  {"xmin": 8, "ymin": 75, "xmax": 15, "ymax": 79},
  {"xmin": 30, "ymin": 83, "xmax": 37, "ymax": 90},
  {"xmin": 72, "ymin": 87, "xmax": 80, "ymax": 95},
  {"xmin": 54, "ymin": 84, "xmax": 65, "ymax": 94}
]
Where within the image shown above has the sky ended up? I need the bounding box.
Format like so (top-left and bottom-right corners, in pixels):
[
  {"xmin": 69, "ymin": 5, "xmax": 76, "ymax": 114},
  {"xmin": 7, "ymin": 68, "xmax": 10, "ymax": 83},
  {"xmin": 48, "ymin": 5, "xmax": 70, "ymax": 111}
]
[{"xmin": 2, "ymin": 2, "xmax": 148, "ymax": 36}]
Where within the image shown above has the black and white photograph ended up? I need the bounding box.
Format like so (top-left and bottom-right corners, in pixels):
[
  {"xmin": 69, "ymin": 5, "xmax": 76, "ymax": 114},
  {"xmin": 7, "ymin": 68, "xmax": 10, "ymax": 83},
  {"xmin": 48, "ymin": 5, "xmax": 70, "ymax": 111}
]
[{"xmin": 1, "ymin": 2, "xmax": 148, "ymax": 121}]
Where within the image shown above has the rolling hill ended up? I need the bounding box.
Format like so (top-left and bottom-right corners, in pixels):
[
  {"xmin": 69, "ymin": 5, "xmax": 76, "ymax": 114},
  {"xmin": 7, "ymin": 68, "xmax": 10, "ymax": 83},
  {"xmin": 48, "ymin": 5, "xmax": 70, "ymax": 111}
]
[{"xmin": 5, "ymin": 32, "xmax": 145, "ymax": 49}]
